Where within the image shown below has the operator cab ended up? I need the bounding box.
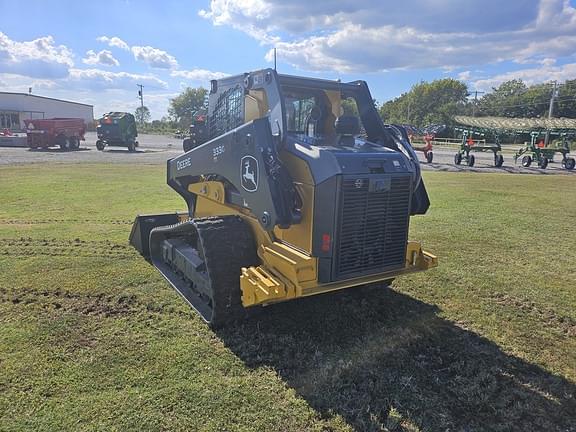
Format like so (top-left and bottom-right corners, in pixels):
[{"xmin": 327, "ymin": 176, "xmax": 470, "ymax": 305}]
[{"xmin": 281, "ymin": 83, "xmax": 366, "ymax": 149}]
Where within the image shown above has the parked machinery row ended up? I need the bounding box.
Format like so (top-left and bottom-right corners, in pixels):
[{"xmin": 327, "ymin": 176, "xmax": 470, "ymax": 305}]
[
  {"xmin": 449, "ymin": 119, "xmax": 575, "ymax": 170},
  {"xmin": 18, "ymin": 112, "xmax": 138, "ymax": 152},
  {"xmin": 11, "ymin": 111, "xmax": 576, "ymax": 172},
  {"xmin": 417, "ymin": 127, "xmax": 574, "ymax": 170}
]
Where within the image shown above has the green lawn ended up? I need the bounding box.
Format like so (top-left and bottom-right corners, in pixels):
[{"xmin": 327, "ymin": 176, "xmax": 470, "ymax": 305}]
[{"xmin": 0, "ymin": 164, "xmax": 574, "ymax": 431}]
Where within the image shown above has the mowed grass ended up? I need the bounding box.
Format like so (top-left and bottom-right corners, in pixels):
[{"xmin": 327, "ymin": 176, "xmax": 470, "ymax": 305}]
[{"xmin": 0, "ymin": 164, "xmax": 574, "ymax": 432}]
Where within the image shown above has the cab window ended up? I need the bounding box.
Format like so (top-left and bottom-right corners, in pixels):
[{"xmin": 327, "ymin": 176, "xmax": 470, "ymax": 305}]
[{"xmin": 285, "ymin": 95, "xmax": 315, "ymax": 133}]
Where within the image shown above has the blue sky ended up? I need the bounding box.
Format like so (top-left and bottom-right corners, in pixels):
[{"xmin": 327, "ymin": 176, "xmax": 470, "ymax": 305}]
[{"xmin": 1, "ymin": 0, "xmax": 575, "ymax": 119}]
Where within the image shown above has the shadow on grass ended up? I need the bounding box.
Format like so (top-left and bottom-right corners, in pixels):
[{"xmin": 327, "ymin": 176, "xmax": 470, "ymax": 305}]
[{"xmin": 217, "ymin": 286, "xmax": 576, "ymax": 431}]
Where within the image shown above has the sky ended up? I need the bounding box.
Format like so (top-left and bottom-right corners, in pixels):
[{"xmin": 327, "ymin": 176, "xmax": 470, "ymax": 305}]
[{"xmin": 1, "ymin": 0, "xmax": 575, "ymax": 120}]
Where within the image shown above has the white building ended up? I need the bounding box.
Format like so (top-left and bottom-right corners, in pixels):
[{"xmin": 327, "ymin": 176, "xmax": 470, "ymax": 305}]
[{"xmin": 0, "ymin": 92, "xmax": 94, "ymax": 131}]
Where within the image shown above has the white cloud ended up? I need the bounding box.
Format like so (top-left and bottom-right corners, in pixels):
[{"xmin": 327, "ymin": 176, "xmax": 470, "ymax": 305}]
[
  {"xmin": 200, "ymin": 0, "xmax": 576, "ymax": 73},
  {"xmin": 82, "ymin": 49, "xmax": 119, "ymax": 67},
  {"xmin": 96, "ymin": 36, "xmax": 130, "ymax": 51},
  {"xmin": 0, "ymin": 31, "xmax": 73, "ymax": 79},
  {"xmin": 171, "ymin": 68, "xmax": 228, "ymax": 81},
  {"xmin": 0, "ymin": 73, "xmax": 58, "ymax": 91},
  {"xmin": 472, "ymin": 63, "xmax": 576, "ymax": 91},
  {"xmin": 68, "ymin": 68, "xmax": 168, "ymax": 90},
  {"xmin": 96, "ymin": 37, "xmax": 180, "ymax": 70},
  {"xmin": 539, "ymin": 58, "xmax": 557, "ymax": 66},
  {"xmin": 458, "ymin": 71, "xmax": 472, "ymax": 81},
  {"xmin": 131, "ymin": 46, "xmax": 178, "ymax": 69},
  {"xmin": 200, "ymin": 0, "xmax": 542, "ymax": 34}
]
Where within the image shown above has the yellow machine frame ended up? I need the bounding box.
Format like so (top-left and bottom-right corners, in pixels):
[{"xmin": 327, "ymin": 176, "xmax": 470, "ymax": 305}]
[{"xmin": 188, "ymin": 180, "xmax": 437, "ymax": 308}]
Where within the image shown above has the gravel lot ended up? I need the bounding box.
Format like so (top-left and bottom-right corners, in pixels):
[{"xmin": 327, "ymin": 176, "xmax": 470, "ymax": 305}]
[
  {"xmin": 0, "ymin": 132, "xmax": 182, "ymax": 166},
  {"xmin": 1, "ymin": 132, "xmax": 575, "ymax": 175},
  {"xmin": 418, "ymin": 147, "xmax": 576, "ymax": 175}
]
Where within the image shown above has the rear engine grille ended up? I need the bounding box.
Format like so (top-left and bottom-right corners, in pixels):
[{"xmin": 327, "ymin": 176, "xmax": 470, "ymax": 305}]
[{"xmin": 335, "ymin": 175, "xmax": 411, "ymax": 279}]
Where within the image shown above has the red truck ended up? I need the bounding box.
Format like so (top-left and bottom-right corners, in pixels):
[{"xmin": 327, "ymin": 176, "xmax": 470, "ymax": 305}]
[{"xmin": 24, "ymin": 118, "xmax": 86, "ymax": 150}]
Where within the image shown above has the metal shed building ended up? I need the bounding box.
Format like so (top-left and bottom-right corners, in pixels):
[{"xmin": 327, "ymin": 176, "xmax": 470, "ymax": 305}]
[{"xmin": 0, "ymin": 92, "xmax": 94, "ymax": 132}]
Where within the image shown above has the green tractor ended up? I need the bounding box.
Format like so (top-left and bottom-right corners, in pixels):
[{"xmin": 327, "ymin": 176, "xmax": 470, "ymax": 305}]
[{"xmin": 96, "ymin": 112, "xmax": 139, "ymax": 152}]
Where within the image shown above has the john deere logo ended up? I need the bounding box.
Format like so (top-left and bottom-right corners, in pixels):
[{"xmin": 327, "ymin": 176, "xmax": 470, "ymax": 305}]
[{"xmin": 241, "ymin": 155, "xmax": 258, "ymax": 192}]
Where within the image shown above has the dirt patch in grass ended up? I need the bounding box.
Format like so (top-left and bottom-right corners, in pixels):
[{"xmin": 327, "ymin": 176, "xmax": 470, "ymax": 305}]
[
  {"xmin": 0, "ymin": 286, "xmax": 196, "ymax": 321},
  {"xmin": 0, "ymin": 287, "xmax": 139, "ymax": 317},
  {"xmin": 0, "ymin": 237, "xmax": 133, "ymax": 259},
  {"xmin": 0, "ymin": 219, "xmax": 132, "ymax": 225}
]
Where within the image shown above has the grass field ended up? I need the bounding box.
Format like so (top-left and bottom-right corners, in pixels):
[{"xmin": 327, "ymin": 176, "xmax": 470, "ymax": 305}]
[{"xmin": 0, "ymin": 164, "xmax": 575, "ymax": 431}]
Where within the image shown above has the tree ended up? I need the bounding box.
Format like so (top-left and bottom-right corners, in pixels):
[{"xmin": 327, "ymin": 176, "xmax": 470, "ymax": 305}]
[
  {"xmin": 168, "ymin": 87, "xmax": 208, "ymax": 128},
  {"xmin": 379, "ymin": 79, "xmax": 469, "ymax": 127},
  {"xmin": 556, "ymin": 79, "xmax": 576, "ymax": 118},
  {"xmin": 135, "ymin": 106, "xmax": 151, "ymax": 124}
]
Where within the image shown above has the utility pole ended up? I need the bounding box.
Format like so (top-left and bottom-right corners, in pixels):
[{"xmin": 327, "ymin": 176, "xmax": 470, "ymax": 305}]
[
  {"xmin": 406, "ymin": 98, "xmax": 411, "ymax": 123},
  {"xmin": 471, "ymin": 90, "xmax": 485, "ymax": 117},
  {"xmin": 545, "ymin": 81, "xmax": 558, "ymax": 145},
  {"xmin": 137, "ymin": 84, "xmax": 144, "ymax": 109}
]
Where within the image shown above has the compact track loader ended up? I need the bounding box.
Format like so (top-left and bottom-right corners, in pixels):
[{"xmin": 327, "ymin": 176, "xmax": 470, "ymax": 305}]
[{"xmin": 130, "ymin": 69, "xmax": 437, "ymax": 327}]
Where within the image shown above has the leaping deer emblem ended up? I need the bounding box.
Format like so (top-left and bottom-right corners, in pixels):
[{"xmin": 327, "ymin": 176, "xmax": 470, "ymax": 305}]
[
  {"xmin": 243, "ymin": 160, "xmax": 255, "ymax": 185},
  {"xmin": 241, "ymin": 156, "xmax": 258, "ymax": 191}
]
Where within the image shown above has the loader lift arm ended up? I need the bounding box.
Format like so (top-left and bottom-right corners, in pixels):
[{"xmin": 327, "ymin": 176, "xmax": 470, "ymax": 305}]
[{"xmin": 167, "ymin": 117, "xmax": 301, "ymax": 230}]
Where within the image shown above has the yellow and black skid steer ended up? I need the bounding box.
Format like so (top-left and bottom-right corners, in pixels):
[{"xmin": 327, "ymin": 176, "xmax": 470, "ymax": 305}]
[{"xmin": 129, "ymin": 69, "xmax": 437, "ymax": 327}]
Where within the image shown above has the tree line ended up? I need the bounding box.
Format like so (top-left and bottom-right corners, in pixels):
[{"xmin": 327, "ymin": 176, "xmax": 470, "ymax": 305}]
[
  {"xmin": 134, "ymin": 78, "xmax": 576, "ymax": 133},
  {"xmin": 379, "ymin": 78, "xmax": 576, "ymax": 128}
]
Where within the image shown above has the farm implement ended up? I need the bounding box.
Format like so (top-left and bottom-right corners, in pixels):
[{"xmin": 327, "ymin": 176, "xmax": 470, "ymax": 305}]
[
  {"xmin": 406, "ymin": 124, "xmax": 447, "ymax": 164},
  {"xmin": 24, "ymin": 118, "xmax": 86, "ymax": 151},
  {"xmin": 453, "ymin": 129, "xmax": 504, "ymax": 167},
  {"xmin": 413, "ymin": 134, "xmax": 434, "ymax": 163},
  {"xmin": 514, "ymin": 131, "xmax": 575, "ymax": 170},
  {"xmin": 96, "ymin": 112, "xmax": 139, "ymax": 152}
]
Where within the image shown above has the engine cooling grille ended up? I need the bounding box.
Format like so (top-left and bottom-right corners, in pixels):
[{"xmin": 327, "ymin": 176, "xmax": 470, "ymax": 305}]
[{"xmin": 334, "ymin": 174, "xmax": 411, "ymax": 279}]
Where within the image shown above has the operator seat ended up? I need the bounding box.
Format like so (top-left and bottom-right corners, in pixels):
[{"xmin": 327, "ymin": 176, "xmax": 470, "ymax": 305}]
[{"xmin": 335, "ymin": 115, "xmax": 361, "ymax": 147}]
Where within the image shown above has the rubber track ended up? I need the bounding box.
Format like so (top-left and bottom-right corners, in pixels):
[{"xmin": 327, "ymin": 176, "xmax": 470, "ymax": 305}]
[{"xmin": 193, "ymin": 216, "xmax": 258, "ymax": 326}]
